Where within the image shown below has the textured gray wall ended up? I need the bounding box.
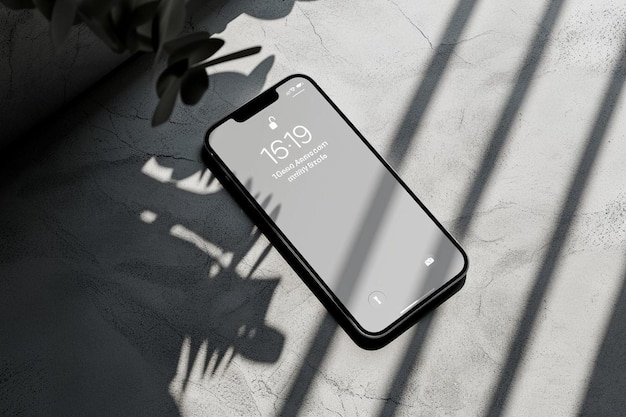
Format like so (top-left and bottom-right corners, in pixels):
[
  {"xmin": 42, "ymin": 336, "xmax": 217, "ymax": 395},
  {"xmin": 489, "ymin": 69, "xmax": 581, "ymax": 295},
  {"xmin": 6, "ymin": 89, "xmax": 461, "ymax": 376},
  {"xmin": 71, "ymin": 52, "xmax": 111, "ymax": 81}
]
[{"xmin": 0, "ymin": 7, "xmax": 128, "ymax": 148}]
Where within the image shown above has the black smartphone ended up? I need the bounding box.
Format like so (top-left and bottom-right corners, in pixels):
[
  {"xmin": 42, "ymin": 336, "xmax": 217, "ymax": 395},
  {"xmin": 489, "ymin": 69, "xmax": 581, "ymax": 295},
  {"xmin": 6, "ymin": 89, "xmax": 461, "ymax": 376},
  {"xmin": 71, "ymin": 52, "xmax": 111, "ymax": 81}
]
[{"xmin": 204, "ymin": 74, "xmax": 468, "ymax": 349}]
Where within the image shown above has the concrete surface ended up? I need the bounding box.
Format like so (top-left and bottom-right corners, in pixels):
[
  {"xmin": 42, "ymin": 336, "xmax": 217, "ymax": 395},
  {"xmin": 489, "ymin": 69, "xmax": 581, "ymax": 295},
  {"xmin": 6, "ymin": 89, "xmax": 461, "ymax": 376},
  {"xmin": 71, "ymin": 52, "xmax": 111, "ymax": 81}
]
[
  {"xmin": 2, "ymin": 0, "xmax": 626, "ymax": 416},
  {"xmin": 0, "ymin": 7, "xmax": 128, "ymax": 148}
]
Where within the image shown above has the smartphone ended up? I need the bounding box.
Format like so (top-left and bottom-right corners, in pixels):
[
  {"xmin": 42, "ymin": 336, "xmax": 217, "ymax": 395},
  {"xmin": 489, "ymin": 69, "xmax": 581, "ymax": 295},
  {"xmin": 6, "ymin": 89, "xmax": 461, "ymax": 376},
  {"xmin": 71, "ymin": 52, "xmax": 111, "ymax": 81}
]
[{"xmin": 204, "ymin": 74, "xmax": 468, "ymax": 349}]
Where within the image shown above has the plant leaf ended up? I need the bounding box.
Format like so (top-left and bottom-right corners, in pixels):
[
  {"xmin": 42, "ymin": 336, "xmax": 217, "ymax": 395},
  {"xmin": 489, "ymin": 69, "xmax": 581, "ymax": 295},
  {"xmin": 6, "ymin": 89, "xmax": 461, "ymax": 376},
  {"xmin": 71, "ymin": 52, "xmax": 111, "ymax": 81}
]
[
  {"xmin": 156, "ymin": 59, "xmax": 187, "ymax": 97},
  {"xmin": 180, "ymin": 67, "xmax": 208, "ymax": 105},
  {"xmin": 156, "ymin": 73, "xmax": 177, "ymax": 98},
  {"xmin": 152, "ymin": 78, "xmax": 181, "ymax": 126},
  {"xmin": 82, "ymin": 11, "xmax": 126, "ymax": 52},
  {"xmin": 151, "ymin": 13, "xmax": 159, "ymax": 52},
  {"xmin": 1, "ymin": 0, "xmax": 35, "ymax": 9},
  {"xmin": 163, "ymin": 31, "xmax": 212, "ymax": 54},
  {"xmin": 196, "ymin": 46, "xmax": 262, "ymax": 69},
  {"xmin": 155, "ymin": 0, "xmax": 184, "ymax": 55},
  {"xmin": 51, "ymin": 0, "xmax": 81, "ymax": 49},
  {"xmin": 79, "ymin": 0, "xmax": 118, "ymax": 18},
  {"xmin": 166, "ymin": 33, "xmax": 223, "ymax": 66},
  {"xmin": 135, "ymin": 33, "xmax": 154, "ymax": 51},
  {"xmin": 130, "ymin": 0, "xmax": 158, "ymax": 27},
  {"xmin": 126, "ymin": 1, "xmax": 160, "ymax": 53},
  {"xmin": 32, "ymin": 0, "xmax": 54, "ymax": 19},
  {"xmin": 109, "ymin": 2, "xmax": 133, "ymax": 51}
]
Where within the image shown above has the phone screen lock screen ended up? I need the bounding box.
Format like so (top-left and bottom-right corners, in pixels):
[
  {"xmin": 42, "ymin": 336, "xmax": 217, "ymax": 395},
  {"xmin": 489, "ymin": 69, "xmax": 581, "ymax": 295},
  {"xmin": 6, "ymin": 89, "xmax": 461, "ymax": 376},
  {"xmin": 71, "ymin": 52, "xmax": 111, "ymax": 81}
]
[{"xmin": 208, "ymin": 76, "xmax": 466, "ymax": 333}]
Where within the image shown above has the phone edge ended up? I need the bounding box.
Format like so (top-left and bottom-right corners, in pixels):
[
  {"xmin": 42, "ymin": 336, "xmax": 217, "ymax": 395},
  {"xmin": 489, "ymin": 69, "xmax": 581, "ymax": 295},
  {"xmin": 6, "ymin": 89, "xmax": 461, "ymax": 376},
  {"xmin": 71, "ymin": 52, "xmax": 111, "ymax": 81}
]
[{"xmin": 203, "ymin": 73, "xmax": 469, "ymax": 349}]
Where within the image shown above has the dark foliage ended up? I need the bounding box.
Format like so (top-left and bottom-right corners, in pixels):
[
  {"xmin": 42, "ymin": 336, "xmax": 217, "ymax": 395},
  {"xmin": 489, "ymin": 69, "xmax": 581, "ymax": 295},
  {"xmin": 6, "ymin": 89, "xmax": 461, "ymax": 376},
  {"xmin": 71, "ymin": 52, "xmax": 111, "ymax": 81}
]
[{"xmin": 0, "ymin": 0, "xmax": 261, "ymax": 125}]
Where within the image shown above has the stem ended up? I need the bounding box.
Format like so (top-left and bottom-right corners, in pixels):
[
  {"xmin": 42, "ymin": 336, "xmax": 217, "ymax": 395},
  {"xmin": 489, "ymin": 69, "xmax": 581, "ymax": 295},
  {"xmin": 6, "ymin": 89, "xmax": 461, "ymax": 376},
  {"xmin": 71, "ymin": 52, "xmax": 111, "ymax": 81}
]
[{"xmin": 192, "ymin": 46, "xmax": 262, "ymax": 69}]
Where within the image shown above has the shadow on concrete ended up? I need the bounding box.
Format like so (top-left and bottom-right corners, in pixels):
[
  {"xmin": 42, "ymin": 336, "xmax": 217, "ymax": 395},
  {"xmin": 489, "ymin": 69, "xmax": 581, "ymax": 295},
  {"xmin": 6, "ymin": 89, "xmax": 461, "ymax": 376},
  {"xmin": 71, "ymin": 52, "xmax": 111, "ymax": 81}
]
[
  {"xmin": 188, "ymin": 0, "xmax": 318, "ymax": 35},
  {"xmin": 0, "ymin": 41, "xmax": 282, "ymax": 416},
  {"xmin": 577, "ymin": 261, "xmax": 626, "ymax": 417},
  {"xmin": 453, "ymin": 0, "xmax": 566, "ymax": 237},
  {"xmin": 350, "ymin": 0, "xmax": 569, "ymax": 414},
  {"xmin": 378, "ymin": 1, "xmax": 568, "ymax": 413},
  {"xmin": 278, "ymin": 0, "xmax": 480, "ymax": 414},
  {"xmin": 0, "ymin": 0, "xmax": 311, "ymax": 149},
  {"xmin": 484, "ymin": 35, "xmax": 626, "ymax": 417}
]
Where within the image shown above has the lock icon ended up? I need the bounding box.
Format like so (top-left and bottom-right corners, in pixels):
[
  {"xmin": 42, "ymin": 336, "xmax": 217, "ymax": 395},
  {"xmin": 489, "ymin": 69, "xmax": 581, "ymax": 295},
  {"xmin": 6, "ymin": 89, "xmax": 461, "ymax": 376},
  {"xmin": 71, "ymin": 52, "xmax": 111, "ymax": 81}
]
[{"xmin": 268, "ymin": 116, "xmax": 278, "ymax": 130}]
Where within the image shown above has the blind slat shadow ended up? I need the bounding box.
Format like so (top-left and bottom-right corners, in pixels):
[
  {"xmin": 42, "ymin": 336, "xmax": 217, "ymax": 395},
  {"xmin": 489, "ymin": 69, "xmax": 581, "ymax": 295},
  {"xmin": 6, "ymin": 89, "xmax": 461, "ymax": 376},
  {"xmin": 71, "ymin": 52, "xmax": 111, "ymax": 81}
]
[
  {"xmin": 484, "ymin": 38, "xmax": 626, "ymax": 417},
  {"xmin": 453, "ymin": 0, "xmax": 566, "ymax": 238},
  {"xmin": 279, "ymin": 0, "xmax": 480, "ymax": 414},
  {"xmin": 577, "ymin": 262, "xmax": 626, "ymax": 417},
  {"xmin": 379, "ymin": 2, "xmax": 567, "ymax": 415}
]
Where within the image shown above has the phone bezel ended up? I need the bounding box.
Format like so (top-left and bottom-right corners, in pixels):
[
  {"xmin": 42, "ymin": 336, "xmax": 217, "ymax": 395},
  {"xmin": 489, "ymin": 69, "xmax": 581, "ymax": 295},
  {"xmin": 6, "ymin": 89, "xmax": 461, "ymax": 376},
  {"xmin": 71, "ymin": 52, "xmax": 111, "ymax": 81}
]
[{"xmin": 203, "ymin": 74, "xmax": 468, "ymax": 349}]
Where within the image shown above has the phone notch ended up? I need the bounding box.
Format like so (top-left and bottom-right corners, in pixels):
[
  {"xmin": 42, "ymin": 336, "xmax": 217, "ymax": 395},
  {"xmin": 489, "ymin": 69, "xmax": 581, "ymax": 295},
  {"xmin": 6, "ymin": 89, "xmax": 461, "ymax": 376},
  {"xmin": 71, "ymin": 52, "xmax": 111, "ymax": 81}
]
[{"xmin": 232, "ymin": 89, "xmax": 279, "ymax": 122}]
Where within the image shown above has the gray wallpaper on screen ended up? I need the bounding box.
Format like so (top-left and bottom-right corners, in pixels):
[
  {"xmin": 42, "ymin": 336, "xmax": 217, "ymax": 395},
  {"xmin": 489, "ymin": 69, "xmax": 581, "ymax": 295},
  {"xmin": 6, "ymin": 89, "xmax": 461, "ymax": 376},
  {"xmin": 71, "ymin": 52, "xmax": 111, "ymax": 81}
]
[{"xmin": 209, "ymin": 76, "xmax": 465, "ymax": 333}]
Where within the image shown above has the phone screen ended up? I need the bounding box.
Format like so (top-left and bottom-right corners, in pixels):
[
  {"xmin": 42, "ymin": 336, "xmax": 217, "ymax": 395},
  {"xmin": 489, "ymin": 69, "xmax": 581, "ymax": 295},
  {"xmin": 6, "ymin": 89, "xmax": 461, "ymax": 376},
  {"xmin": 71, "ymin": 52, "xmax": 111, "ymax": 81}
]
[{"xmin": 207, "ymin": 76, "xmax": 466, "ymax": 334}]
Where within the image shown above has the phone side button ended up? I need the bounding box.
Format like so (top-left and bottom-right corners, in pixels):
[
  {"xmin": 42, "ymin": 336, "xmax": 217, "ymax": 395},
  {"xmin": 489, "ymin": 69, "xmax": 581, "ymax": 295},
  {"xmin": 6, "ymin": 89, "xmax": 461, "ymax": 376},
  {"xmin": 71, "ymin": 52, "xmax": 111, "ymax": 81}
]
[{"xmin": 368, "ymin": 291, "xmax": 386, "ymax": 308}]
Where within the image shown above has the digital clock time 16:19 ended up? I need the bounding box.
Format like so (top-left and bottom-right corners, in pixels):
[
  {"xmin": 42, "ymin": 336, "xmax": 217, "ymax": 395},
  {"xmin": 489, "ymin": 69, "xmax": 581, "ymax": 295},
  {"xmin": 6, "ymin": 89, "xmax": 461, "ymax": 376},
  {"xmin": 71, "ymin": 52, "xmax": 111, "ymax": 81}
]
[{"xmin": 260, "ymin": 125, "xmax": 313, "ymax": 164}]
